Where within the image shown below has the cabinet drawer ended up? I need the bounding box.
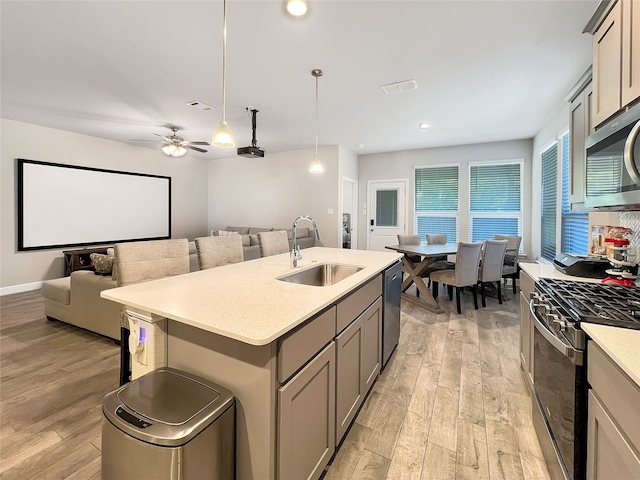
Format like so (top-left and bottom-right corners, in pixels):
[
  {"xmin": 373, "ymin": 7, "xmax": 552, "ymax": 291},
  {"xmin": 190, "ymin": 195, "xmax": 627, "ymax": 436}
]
[
  {"xmin": 519, "ymin": 270, "xmax": 535, "ymax": 300},
  {"xmin": 278, "ymin": 306, "xmax": 336, "ymax": 383},
  {"xmin": 588, "ymin": 341, "xmax": 640, "ymax": 450},
  {"xmin": 336, "ymin": 275, "xmax": 382, "ymax": 333}
]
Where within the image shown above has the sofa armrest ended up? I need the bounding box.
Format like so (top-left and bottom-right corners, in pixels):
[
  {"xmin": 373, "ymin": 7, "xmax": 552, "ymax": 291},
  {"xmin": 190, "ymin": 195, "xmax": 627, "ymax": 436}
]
[{"xmin": 69, "ymin": 271, "xmax": 121, "ymax": 340}]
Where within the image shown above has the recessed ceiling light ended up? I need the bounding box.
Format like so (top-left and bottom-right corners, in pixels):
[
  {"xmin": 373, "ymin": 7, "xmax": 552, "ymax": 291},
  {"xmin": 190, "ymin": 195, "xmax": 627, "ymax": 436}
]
[
  {"xmin": 418, "ymin": 123, "xmax": 430, "ymax": 129},
  {"xmin": 286, "ymin": 0, "xmax": 308, "ymax": 16},
  {"xmin": 354, "ymin": 144, "xmax": 364, "ymax": 149}
]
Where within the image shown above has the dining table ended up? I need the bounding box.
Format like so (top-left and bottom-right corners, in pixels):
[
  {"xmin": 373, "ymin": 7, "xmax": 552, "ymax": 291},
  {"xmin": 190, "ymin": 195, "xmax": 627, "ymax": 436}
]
[{"xmin": 385, "ymin": 242, "xmax": 458, "ymax": 314}]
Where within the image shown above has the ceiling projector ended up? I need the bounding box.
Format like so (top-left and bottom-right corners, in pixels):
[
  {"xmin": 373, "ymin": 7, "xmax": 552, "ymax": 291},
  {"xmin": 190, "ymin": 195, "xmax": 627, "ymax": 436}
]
[{"xmin": 237, "ymin": 107, "xmax": 265, "ymax": 158}]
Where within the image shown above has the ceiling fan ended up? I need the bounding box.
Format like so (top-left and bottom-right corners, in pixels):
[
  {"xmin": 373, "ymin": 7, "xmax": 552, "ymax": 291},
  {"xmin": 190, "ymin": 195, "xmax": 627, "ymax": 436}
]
[{"xmin": 131, "ymin": 126, "xmax": 209, "ymax": 157}]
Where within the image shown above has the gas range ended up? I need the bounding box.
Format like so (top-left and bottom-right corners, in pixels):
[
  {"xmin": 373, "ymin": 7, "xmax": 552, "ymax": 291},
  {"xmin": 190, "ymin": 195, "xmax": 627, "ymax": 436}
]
[{"xmin": 536, "ymin": 278, "xmax": 640, "ymax": 331}]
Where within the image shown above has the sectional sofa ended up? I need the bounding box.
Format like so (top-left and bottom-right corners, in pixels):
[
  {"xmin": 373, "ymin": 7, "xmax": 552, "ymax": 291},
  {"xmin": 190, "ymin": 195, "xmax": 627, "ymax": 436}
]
[{"xmin": 41, "ymin": 228, "xmax": 319, "ymax": 340}]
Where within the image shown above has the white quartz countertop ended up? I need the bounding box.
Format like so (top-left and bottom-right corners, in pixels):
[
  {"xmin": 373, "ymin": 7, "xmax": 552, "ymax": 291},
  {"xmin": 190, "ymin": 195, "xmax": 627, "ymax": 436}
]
[
  {"xmin": 519, "ymin": 262, "xmax": 603, "ymax": 283},
  {"xmin": 520, "ymin": 263, "xmax": 640, "ymax": 387},
  {"xmin": 582, "ymin": 323, "xmax": 640, "ymax": 387},
  {"xmin": 102, "ymin": 247, "xmax": 402, "ymax": 346}
]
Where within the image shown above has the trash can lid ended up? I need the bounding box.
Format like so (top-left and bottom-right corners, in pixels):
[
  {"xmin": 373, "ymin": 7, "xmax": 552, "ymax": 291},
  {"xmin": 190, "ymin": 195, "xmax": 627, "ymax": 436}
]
[
  {"xmin": 103, "ymin": 368, "xmax": 235, "ymax": 446},
  {"xmin": 118, "ymin": 368, "xmax": 221, "ymax": 425}
]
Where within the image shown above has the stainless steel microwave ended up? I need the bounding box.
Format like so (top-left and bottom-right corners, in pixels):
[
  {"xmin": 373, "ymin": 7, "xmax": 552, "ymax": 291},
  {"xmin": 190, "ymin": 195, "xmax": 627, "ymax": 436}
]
[{"xmin": 585, "ymin": 102, "xmax": 640, "ymax": 210}]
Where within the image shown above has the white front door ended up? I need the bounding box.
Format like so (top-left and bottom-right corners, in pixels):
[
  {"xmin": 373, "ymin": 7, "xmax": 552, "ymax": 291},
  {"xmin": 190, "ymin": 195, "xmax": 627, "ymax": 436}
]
[{"xmin": 367, "ymin": 180, "xmax": 408, "ymax": 251}]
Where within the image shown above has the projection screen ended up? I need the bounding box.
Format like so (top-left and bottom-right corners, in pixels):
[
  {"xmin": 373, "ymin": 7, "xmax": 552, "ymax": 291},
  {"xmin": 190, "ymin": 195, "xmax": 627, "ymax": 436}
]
[{"xmin": 18, "ymin": 159, "xmax": 171, "ymax": 251}]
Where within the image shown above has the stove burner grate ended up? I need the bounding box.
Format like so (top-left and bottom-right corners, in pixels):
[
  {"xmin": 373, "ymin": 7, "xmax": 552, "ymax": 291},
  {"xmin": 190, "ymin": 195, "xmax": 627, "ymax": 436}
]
[{"xmin": 537, "ymin": 278, "xmax": 640, "ymax": 330}]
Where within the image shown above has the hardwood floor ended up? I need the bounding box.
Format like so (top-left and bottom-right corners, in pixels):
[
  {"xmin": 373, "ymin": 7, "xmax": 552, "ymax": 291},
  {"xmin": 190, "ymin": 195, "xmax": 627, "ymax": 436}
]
[{"xmin": 0, "ymin": 286, "xmax": 550, "ymax": 480}]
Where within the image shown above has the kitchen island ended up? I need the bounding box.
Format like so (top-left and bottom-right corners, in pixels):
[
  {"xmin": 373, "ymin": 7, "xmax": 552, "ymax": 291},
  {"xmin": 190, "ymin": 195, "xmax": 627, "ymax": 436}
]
[{"xmin": 102, "ymin": 247, "xmax": 402, "ymax": 480}]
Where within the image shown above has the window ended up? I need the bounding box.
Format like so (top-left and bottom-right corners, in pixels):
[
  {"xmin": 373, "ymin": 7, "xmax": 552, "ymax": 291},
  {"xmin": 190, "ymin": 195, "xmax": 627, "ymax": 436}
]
[
  {"xmin": 561, "ymin": 132, "xmax": 589, "ymax": 254},
  {"xmin": 469, "ymin": 161, "xmax": 523, "ymax": 243},
  {"xmin": 414, "ymin": 165, "xmax": 458, "ymax": 241},
  {"xmin": 541, "ymin": 143, "xmax": 558, "ymax": 261}
]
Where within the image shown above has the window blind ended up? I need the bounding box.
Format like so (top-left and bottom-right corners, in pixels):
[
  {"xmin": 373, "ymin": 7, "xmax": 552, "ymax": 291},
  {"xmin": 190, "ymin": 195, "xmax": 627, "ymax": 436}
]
[
  {"xmin": 541, "ymin": 143, "xmax": 558, "ymax": 261},
  {"xmin": 414, "ymin": 166, "xmax": 458, "ymax": 241},
  {"xmin": 469, "ymin": 163, "xmax": 522, "ymax": 242},
  {"xmin": 561, "ymin": 132, "xmax": 588, "ymax": 254}
]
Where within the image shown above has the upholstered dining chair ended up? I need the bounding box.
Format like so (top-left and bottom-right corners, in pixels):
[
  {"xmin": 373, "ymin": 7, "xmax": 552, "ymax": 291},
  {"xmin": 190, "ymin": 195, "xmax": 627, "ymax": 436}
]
[
  {"xmin": 429, "ymin": 241, "xmax": 483, "ymax": 315},
  {"xmin": 258, "ymin": 230, "xmax": 290, "ymax": 257},
  {"xmin": 494, "ymin": 234, "xmax": 522, "ymax": 293},
  {"xmin": 114, "ymin": 238, "xmax": 190, "ymax": 385},
  {"xmin": 397, "ymin": 234, "xmax": 422, "ymax": 263},
  {"xmin": 478, "ymin": 239, "xmax": 508, "ymax": 307},
  {"xmin": 195, "ymin": 235, "xmax": 244, "ymax": 270}
]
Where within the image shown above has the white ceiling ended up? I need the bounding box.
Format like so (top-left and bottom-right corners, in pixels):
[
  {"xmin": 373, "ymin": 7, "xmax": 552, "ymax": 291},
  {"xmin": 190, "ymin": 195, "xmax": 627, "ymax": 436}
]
[{"xmin": 1, "ymin": 0, "xmax": 598, "ymax": 160}]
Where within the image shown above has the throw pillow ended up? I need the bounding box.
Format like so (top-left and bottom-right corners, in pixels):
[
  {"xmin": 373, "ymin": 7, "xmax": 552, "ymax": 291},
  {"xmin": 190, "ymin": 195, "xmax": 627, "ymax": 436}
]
[
  {"xmin": 90, "ymin": 253, "xmax": 114, "ymax": 275},
  {"xmin": 212, "ymin": 230, "xmax": 240, "ymax": 237}
]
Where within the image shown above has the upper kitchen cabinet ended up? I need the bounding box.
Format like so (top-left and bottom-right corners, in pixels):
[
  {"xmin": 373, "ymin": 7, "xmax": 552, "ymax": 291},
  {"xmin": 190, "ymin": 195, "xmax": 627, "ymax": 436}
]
[
  {"xmin": 621, "ymin": 0, "xmax": 640, "ymax": 106},
  {"xmin": 567, "ymin": 69, "xmax": 593, "ymax": 208},
  {"xmin": 587, "ymin": 0, "xmax": 640, "ymax": 127}
]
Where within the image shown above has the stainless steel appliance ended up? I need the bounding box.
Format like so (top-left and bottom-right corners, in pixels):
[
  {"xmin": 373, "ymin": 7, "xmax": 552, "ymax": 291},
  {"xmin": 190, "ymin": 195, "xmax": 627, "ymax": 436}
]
[
  {"xmin": 585, "ymin": 101, "xmax": 640, "ymax": 210},
  {"xmin": 102, "ymin": 367, "xmax": 235, "ymax": 480},
  {"xmin": 382, "ymin": 261, "xmax": 401, "ymax": 368},
  {"xmin": 530, "ymin": 279, "xmax": 640, "ymax": 480}
]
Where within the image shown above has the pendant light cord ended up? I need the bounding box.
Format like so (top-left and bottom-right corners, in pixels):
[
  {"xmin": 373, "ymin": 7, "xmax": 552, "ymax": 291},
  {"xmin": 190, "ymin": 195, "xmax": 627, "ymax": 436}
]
[
  {"xmin": 315, "ymin": 74, "xmax": 319, "ymax": 159},
  {"xmin": 222, "ymin": 0, "xmax": 227, "ymax": 124}
]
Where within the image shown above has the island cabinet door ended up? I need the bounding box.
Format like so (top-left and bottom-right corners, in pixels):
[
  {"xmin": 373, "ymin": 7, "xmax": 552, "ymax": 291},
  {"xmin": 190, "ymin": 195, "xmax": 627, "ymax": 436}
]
[
  {"xmin": 335, "ymin": 296, "xmax": 382, "ymax": 444},
  {"xmin": 278, "ymin": 342, "xmax": 335, "ymax": 480}
]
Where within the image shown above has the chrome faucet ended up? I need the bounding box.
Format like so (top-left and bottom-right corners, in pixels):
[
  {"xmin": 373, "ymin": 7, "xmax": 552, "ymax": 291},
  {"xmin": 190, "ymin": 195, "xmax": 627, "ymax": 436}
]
[{"xmin": 291, "ymin": 215, "xmax": 321, "ymax": 268}]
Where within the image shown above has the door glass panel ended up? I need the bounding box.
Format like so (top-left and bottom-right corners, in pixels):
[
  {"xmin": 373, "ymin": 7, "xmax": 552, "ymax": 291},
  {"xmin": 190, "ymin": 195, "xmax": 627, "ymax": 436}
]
[{"xmin": 376, "ymin": 190, "xmax": 397, "ymax": 227}]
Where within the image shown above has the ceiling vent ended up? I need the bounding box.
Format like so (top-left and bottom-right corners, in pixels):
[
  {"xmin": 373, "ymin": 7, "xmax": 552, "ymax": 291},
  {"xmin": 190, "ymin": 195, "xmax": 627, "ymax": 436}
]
[
  {"xmin": 186, "ymin": 100, "xmax": 214, "ymax": 111},
  {"xmin": 381, "ymin": 80, "xmax": 418, "ymax": 95}
]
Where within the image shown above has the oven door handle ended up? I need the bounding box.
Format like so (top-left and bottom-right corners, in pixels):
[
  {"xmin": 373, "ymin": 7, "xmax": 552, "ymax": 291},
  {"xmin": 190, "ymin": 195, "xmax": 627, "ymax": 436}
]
[{"xmin": 529, "ymin": 300, "xmax": 583, "ymax": 366}]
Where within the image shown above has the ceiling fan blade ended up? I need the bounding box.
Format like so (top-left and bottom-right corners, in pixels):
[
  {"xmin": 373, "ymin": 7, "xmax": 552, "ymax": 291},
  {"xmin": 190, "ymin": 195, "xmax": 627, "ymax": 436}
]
[
  {"xmin": 153, "ymin": 133, "xmax": 173, "ymax": 142},
  {"xmin": 185, "ymin": 145, "xmax": 208, "ymax": 153},
  {"xmin": 184, "ymin": 141, "xmax": 210, "ymax": 146}
]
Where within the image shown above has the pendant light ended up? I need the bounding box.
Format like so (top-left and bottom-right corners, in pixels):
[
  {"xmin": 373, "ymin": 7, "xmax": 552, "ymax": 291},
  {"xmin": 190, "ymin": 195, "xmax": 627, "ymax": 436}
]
[
  {"xmin": 309, "ymin": 68, "xmax": 324, "ymax": 174},
  {"xmin": 212, "ymin": 0, "xmax": 235, "ymax": 148}
]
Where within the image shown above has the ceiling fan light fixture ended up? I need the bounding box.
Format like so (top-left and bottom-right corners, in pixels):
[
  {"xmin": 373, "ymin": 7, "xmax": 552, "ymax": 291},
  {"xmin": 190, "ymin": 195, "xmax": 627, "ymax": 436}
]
[
  {"xmin": 213, "ymin": 0, "xmax": 235, "ymax": 149},
  {"xmin": 287, "ymin": 0, "xmax": 308, "ymax": 16},
  {"xmin": 172, "ymin": 145, "xmax": 188, "ymax": 157},
  {"xmin": 161, "ymin": 143, "xmax": 177, "ymax": 156},
  {"xmin": 212, "ymin": 121, "xmax": 235, "ymax": 148}
]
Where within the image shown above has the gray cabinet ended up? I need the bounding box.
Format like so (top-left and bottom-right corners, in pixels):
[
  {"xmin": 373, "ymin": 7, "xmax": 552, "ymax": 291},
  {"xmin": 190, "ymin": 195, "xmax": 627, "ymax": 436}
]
[
  {"xmin": 278, "ymin": 342, "xmax": 336, "ymax": 480},
  {"xmin": 587, "ymin": 341, "xmax": 640, "ymax": 480},
  {"xmin": 589, "ymin": 0, "xmax": 640, "ymax": 128},
  {"xmin": 335, "ymin": 297, "xmax": 382, "ymax": 443},
  {"xmin": 519, "ymin": 271, "xmax": 535, "ymax": 392},
  {"xmin": 569, "ymin": 80, "xmax": 593, "ymax": 208}
]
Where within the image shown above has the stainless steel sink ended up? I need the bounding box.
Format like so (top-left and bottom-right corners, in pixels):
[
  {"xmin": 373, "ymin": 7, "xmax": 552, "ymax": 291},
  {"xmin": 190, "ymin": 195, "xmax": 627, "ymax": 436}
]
[{"xmin": 278, "ymin": 263, "xmax": 363, "ymax": 287}]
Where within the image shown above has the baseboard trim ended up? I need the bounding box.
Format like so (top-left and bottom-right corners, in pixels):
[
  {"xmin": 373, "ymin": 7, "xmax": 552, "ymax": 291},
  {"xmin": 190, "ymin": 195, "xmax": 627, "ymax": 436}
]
[{"xmin": 1, "ymin": 282, "xmax": 43, "ymax": 296}]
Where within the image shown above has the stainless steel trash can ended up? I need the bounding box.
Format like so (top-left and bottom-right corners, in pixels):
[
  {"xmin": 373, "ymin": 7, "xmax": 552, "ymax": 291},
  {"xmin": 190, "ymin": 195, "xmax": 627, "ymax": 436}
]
[{"xmin": 102, "ymin": 367, "xmax": 235, "ymax": 480}]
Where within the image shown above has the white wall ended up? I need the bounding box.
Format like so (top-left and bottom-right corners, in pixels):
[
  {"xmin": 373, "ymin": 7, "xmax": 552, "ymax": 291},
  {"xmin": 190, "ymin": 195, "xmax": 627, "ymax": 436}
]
[
  {"xmin": 1, "ymin": 119, "xmax": 209, "ymax": 292},
  {"xmin": 207, "ymin": 146, "xmax": 342, "ymax": 247},
  {"xmin": 357, "ymin": 139, "xmax": 533, "ymax": 254}
]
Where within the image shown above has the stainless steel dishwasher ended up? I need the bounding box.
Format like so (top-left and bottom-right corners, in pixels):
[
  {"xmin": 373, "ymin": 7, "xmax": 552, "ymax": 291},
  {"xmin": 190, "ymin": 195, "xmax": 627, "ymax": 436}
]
[
  {"xmin": 102, "ymin": 367, "xmax": 235, "ymax": 479},
  {"xmin": 382, "ymin": 261, "xmax": 402, "ymax": 368}
]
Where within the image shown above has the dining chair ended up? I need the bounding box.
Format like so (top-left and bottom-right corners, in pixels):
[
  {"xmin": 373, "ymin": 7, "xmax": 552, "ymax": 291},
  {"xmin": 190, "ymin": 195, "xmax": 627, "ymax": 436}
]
[
  {"xmin": 494, "ymin": 234, "xmax": 522, "ymax": 293},
  {"xmin": 478, "ymin": 239, "xmax": 508, "ymax": 307},
  {"xmin": 397, "ymin": 234, "xmax": 422, "ymax": 263},
  {"xmin": 114, "ymin": 238, "xmax": 191, "ymax": 385},
  {"xmin": 258, "ymin": 230, "xmax": 290, "ymax": 257},
  {"xmin": 195, "ymin": 235, "xmax": 244, "ymax": 270},
  {"xmin": 429, "ymin": 241, "xmax": 483, "ymax": 314}
]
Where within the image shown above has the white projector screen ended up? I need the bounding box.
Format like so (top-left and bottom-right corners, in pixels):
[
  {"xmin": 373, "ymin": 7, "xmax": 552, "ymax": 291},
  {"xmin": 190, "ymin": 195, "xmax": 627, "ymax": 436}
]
[{"xmin": 18, "ymin": 159, "xmax": 171, "ymax": 251}]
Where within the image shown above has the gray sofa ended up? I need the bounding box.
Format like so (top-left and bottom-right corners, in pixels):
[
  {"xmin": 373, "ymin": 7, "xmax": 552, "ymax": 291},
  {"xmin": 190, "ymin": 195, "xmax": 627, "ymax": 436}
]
[{"xmin": 221, "ymin": 226, "xmax": 318, "ymax": 261}]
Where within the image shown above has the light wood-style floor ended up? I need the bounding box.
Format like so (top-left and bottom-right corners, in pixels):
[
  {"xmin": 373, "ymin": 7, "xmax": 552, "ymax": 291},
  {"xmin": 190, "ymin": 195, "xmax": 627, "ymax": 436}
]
[{"xmin": 0, "ymin": 286, "xmax": 550, "ymax": 480}]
